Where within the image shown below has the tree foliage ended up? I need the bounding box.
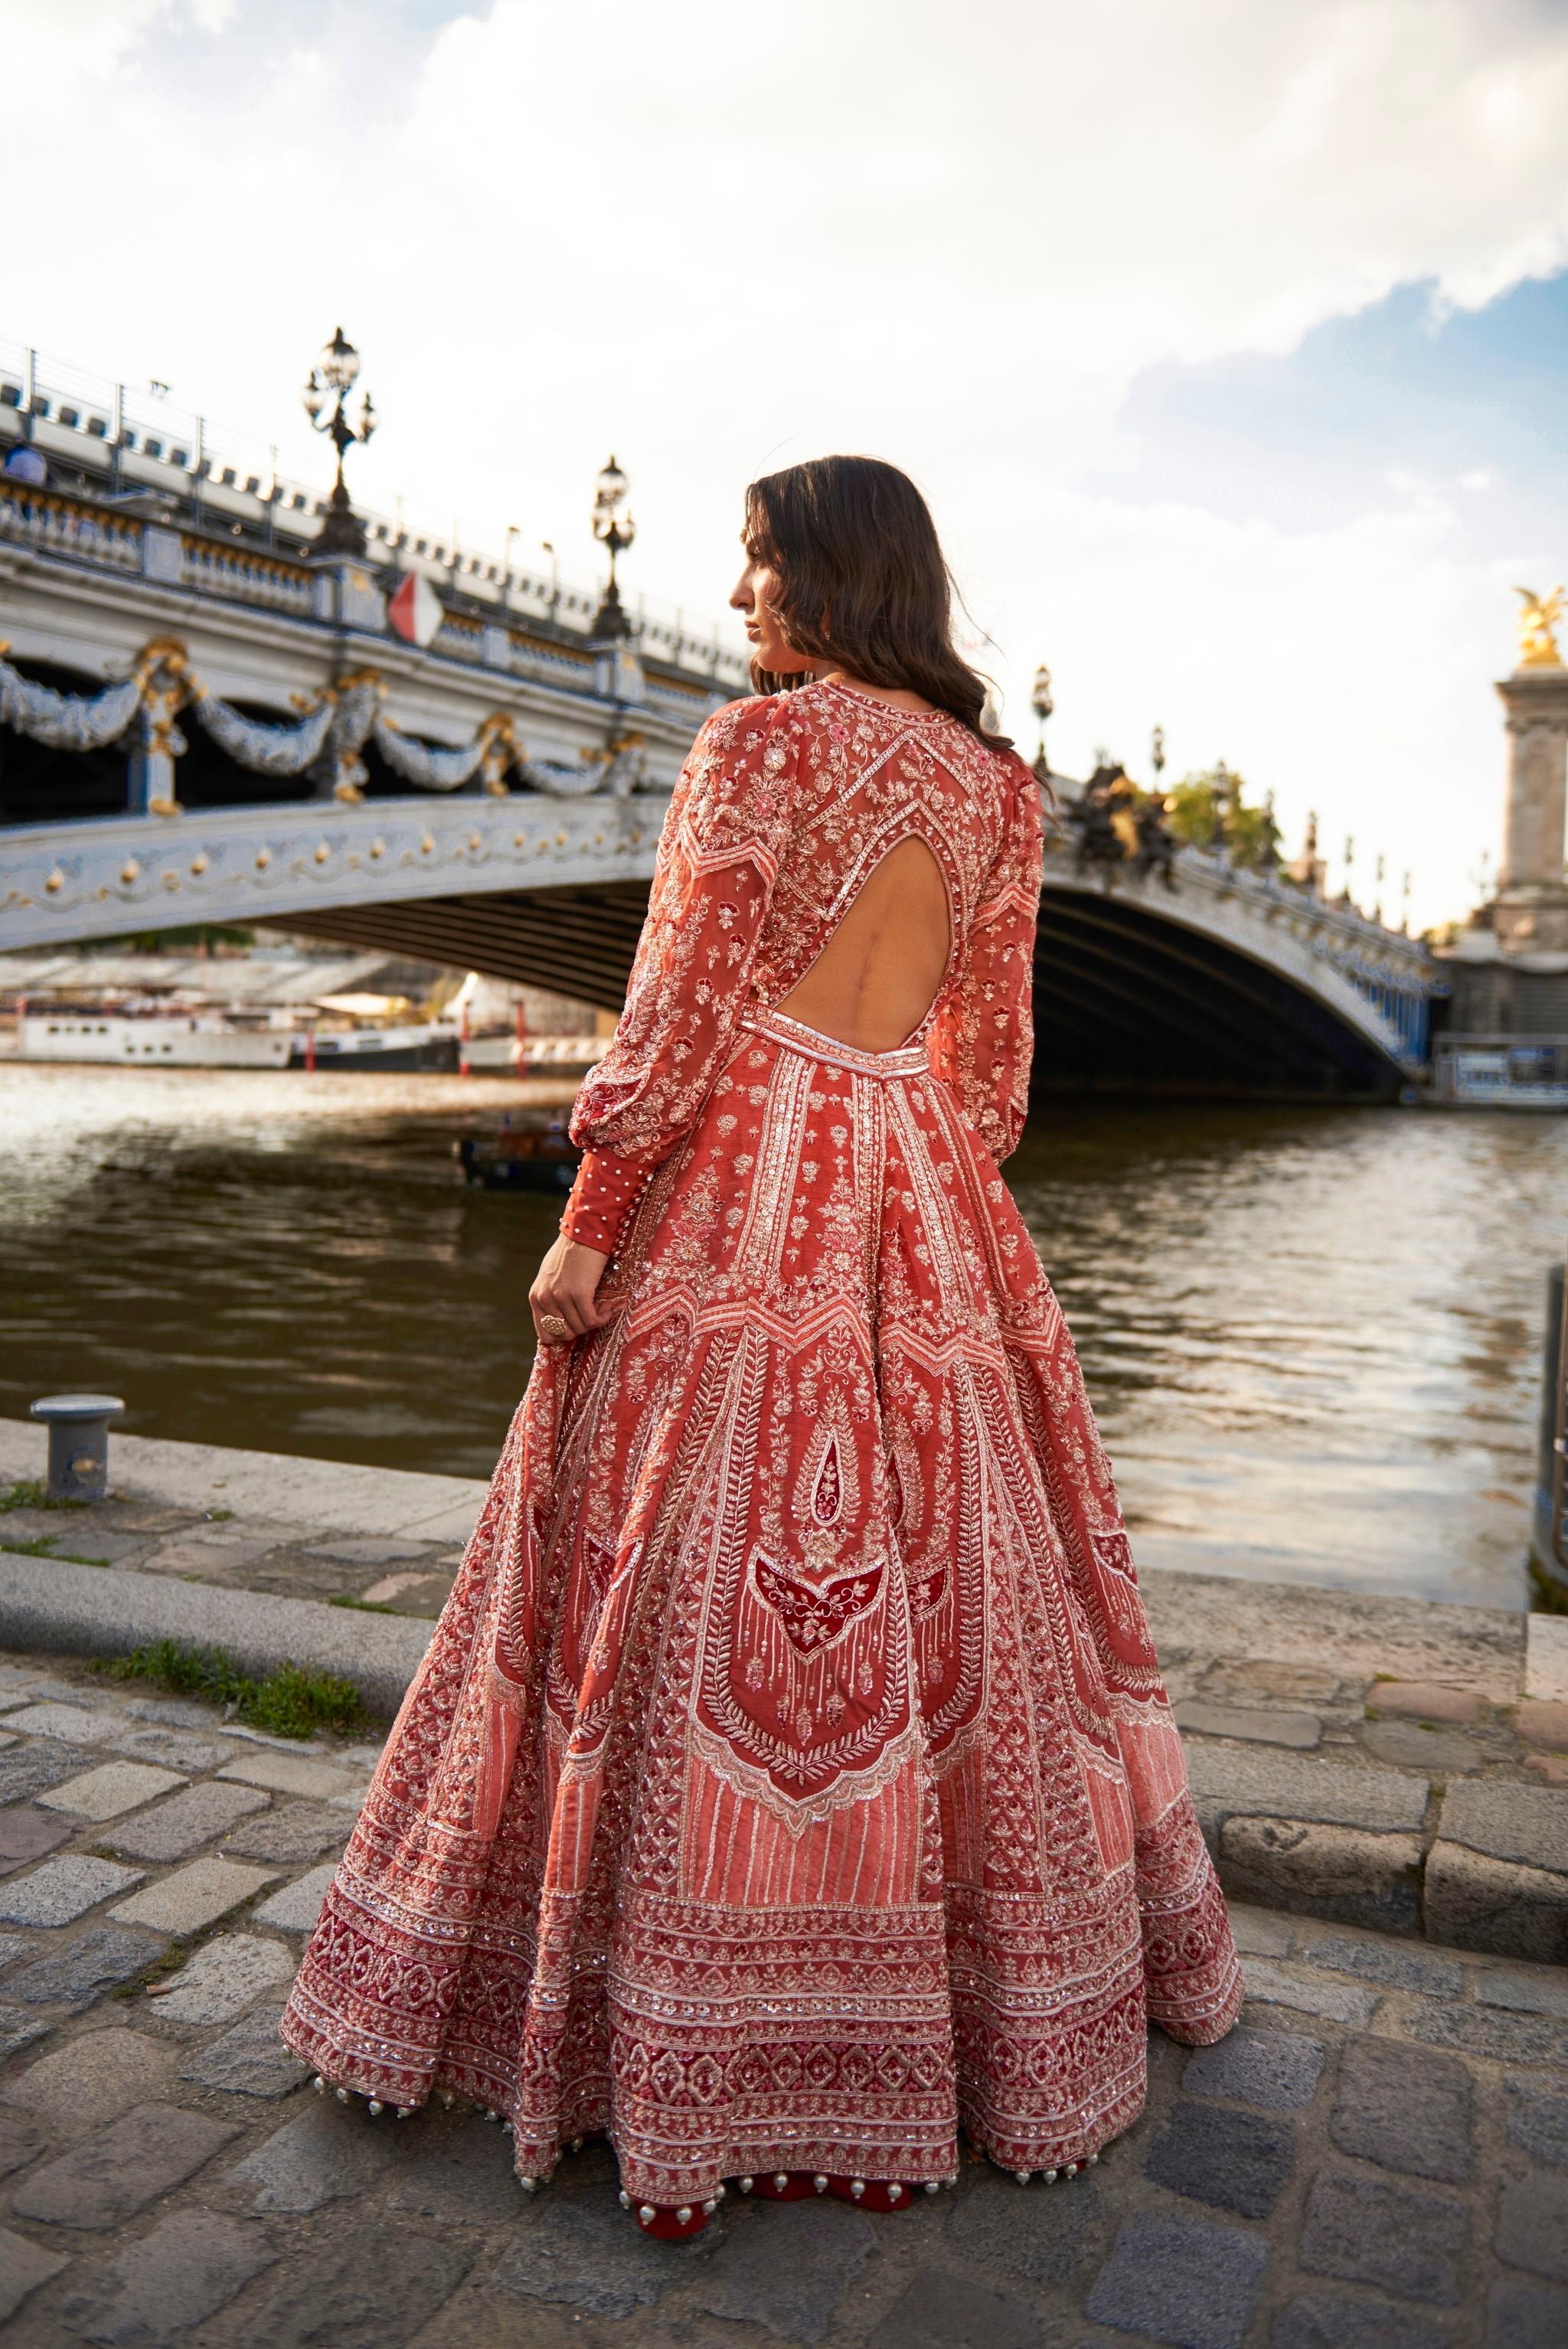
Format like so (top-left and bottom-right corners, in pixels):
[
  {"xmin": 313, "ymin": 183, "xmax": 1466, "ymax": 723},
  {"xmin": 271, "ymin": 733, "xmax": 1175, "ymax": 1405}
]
[{"xmin": 1162, "ymin": 765, "xmax": 1282, "ymax": 871}]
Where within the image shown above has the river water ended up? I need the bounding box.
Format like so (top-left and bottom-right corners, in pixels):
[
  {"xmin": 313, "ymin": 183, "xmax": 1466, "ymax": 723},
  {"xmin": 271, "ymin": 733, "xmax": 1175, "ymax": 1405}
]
[{"xmin": 1, "ymin": 1062, "xmax": 1562, "ymax": 1610}]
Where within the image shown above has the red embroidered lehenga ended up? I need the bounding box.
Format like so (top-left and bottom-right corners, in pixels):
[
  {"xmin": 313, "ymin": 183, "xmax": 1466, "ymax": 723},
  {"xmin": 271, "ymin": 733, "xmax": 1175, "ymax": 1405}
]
[{"xmin": 280, "ymin": 677, "xmax": 1243, "ymax": 2207}]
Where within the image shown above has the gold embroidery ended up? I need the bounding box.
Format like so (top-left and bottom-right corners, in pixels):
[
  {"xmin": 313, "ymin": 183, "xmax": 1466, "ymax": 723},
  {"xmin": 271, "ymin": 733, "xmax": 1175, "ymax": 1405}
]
[{"xmin": 280, "ymin": 682, "xmax": 1243, "ymax": 2210}]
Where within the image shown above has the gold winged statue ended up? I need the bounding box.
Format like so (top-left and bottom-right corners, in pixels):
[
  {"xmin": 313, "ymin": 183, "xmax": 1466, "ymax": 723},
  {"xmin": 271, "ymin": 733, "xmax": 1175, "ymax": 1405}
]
[{"xmin": 1514, "ymin": 585, "xmax": 1565, "ymax": 670}]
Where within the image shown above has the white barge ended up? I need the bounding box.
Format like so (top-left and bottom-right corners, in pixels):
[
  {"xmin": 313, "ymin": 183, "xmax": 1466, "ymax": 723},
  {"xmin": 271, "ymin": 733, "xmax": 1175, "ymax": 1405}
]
[{"xmin": 17, "ymin": 1012, "xmax": 294, "ymax": 1069}]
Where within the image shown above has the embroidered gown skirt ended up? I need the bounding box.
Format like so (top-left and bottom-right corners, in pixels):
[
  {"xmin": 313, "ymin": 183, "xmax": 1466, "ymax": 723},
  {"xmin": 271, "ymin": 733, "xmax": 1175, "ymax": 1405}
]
[{"xmin": 280, "ymin": 1007, "xmax": 1243, "ymax": 2204}]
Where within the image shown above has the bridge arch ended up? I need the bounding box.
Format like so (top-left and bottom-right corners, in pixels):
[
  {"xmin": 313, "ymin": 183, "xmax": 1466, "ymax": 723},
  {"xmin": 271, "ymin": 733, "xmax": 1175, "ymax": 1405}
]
[
  {"xmin": 1033, "ymin": 880, "xmax": 1410, "ymax": 1097},
  {"xmin": 286, "ymin": 825, "xmax": 1426, "ymax": 1103},
  {"xmin": 1, "ymin": 789, "xmax": 1432, "ymax": 1100}
]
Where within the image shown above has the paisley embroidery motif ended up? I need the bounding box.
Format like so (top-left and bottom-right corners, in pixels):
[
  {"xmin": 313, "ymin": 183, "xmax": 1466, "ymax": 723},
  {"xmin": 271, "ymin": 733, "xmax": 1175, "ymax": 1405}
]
[
  {"xmin": 794, "ymin": 1410, "xmax": 861, "ymax": 1544},
  {"xmin": 1089, "ymin": 1528, "xmax": 1160, "ymax": 1667},
  {"xmin": 812, "ymin": 1438, "xmax": 844, "ymax": 1525},
  {"xmin": 548, "ymin": 1532, "xmax": 619, "ymax": 1725},
  {"xmin": 886, "ymin": 1420, "xmax": 923, "ymax": 1540}
]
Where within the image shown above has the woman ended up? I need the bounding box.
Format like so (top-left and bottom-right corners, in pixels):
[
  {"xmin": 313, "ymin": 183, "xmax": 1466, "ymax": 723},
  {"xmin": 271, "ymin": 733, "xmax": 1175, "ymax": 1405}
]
[{"xmin": 281, "ymin": 456, "xmax": 1242, "ymax": 2236}]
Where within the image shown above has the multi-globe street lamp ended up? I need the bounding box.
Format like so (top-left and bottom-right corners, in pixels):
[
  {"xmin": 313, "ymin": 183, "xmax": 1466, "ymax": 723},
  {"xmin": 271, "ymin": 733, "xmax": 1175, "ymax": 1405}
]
[
  {"xmin": 591, "ymin": 456, "xmax": 636, "ymax": 639},
  {"xmin": 302, "ymin": 326, "xmax": 377, "ymax": 558}
]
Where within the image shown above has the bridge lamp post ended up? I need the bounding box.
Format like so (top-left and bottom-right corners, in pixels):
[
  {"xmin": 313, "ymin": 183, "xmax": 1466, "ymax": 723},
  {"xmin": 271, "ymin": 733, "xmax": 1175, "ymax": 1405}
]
[
  {"xmin": 1031, "ymin": 664, "xmax": 1054, "ymax": 779},
  {"xmin": 302, "ymin": 326, "xmax": 377, "ymax": 559},
  {"xmin": 503, "ymin": 523, "xmax": 524, "ymax": 620},
  {"xmin": 1210, "ymin": 761, "xmax": 1239, "ymax": 865},
  {"xmin": 591, "ymin": 457, "xmax": 636, "ymax": 640}
]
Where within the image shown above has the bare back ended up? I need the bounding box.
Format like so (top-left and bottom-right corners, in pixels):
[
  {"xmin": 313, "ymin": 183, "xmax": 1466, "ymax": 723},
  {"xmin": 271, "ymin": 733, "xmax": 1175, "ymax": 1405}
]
[
  {"xmin": 777, "ymin": 832, "xmax": 951, "ymax": 1053},
  {"xmin": 567, "ymin": 675, "xmax": 1039, "ymax": 1169}
]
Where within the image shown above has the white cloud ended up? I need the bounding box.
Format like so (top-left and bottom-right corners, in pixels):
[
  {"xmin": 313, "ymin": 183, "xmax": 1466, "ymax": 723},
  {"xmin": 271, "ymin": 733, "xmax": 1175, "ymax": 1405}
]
[
  {"xmin": 2, "ymin": 0, "xmax": 234, "ymax": 74},
  {"xmin": 986, "ymin": 484, "xmax": 1510, "ymax": 929},
  {"xmin": 1, "ymin": 0, "xmax": 1565, "ymax": 924}
]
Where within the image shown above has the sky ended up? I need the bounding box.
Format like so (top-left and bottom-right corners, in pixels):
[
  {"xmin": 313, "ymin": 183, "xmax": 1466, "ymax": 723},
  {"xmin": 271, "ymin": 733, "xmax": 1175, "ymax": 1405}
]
[{"xmin": 5, "ymin": 0, "xmax": 1568, "ymax": 928}]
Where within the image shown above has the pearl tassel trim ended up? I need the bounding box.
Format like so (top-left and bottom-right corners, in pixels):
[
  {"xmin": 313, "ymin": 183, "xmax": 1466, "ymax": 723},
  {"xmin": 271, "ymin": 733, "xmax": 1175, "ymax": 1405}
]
[
  {"xmin": 313, "ymin": 2076, "xmax": 414, "ymax": 2119},
  {"xmin": 307, "ymin": 2080, "xmax": 1096, "ymax": 2216},
  {"xmin": 1001, "ymin": 2149, "xmax": 1099, "ymax": 2185},
  {"xmin": 734, "ymin": 2171, "xmax": 956, "ymax": 2197}
]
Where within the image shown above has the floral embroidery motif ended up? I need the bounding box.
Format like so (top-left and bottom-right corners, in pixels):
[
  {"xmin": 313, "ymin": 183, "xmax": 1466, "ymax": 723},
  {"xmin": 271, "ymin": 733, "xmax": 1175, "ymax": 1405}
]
[
  {"xmin": 280, "ymin": 680, "xmax": 1242, "ymax": 2209},
  {"xmin": 752, "ymin": 1550, "xmax": 885, "ymax": 1657},
  {"xmin": 557, "ymin": 679, "xmax": 1047, "ymax": 1256}
]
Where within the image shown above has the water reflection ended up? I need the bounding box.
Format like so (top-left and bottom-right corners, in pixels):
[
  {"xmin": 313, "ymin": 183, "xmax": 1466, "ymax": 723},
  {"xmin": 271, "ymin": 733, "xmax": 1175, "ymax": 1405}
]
[{"xmin": 1, "ymin": 1065, "xmax": 1562, "ymax": 1608}]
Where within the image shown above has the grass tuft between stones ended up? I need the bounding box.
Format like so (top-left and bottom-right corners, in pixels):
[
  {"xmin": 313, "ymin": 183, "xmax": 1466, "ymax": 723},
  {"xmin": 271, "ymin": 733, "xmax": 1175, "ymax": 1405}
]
[
  {"xmin": 5, "ymin": 1531, "xmax": 111, "ymax": 1566},
  {"xmin": 91, "ymin": 1638, "xmax": 369, "ymax": 1740},
  {"xmin": 0, "ymin": 1476, "xmax": 91, "ymax": 1514},
  {"xmin": 109, "ymin": 1885, "xmax": 280, "ymax": 2001},
  {"xmin": 111, "ymin": 1933, "xmax": 202, "ymax": 2001}
]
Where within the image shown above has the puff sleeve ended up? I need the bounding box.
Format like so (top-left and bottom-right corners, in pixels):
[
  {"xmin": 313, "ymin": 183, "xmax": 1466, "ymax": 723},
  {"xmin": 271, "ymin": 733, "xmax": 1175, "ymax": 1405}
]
[
  {"xmin": 927, "ymin": 760, "xmax": 1043, "ymax": 1162},
  {"xmin": 560, "ymin": 696, "xmax": 795, "ymax": 1253}
]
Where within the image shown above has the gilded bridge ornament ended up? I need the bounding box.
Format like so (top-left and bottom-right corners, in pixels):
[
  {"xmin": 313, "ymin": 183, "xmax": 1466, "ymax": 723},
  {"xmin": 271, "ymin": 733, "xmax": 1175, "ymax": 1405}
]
[
  {"xmin": 130, "ymin": 636, "xmax": 195, "ymax": 748},
  {"xmin": 1514, "ymin": 585, "xmax": 1565, "ymax": 671},
  {"xmin": 131, "ymin": 638, "xmax": 197, "ymax": 813},
  {"xmin": 478, "ymin": 714, "xmax": 521, "ymax": 799}
]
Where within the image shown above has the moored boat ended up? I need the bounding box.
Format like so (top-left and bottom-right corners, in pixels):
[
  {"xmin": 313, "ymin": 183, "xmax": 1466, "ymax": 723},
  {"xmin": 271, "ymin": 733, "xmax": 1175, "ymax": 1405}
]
[
  {"xmin": 17, "ymin": 1011, "xmax": 293, "ymax": 1069},
  {"xmin": 293, "ymin": 1025, "xmax": 458, "ymax": 1072},
  {"xmin": 453, "ymin": 1125, "xmax": 581, "ymax": 1191}
]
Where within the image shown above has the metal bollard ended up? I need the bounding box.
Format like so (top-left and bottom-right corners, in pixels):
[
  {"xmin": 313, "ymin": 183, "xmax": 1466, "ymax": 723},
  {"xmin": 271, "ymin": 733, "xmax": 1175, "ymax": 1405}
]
[
  {"xmin": 1531, "ymin": 1263, "xmax": 1568, "ymax": 1606},
  {"xmin": 29, "ymin": 1394, "xmax": 126, "ymax": 1502}
]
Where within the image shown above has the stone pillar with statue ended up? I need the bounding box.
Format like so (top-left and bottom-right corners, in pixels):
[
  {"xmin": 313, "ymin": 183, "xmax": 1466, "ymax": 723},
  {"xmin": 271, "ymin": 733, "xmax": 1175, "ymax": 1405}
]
[
  {"xmin": 1433, "ymin": 586, "xmax": 1568, "ymax": 1103},
  {"xmin": 1494, "ymin": 586, "xmax": 1568, "ymax": 954}
]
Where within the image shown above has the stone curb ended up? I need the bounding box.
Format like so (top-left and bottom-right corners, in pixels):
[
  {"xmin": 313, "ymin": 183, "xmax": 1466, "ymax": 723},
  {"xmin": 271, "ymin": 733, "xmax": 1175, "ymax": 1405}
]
[
  {"xmin": 0, "ymin": 1550, "xmax": 431, "ymax": 1716},
  {"xmin": 1527, "ymin": 1612, "xmax": 1568, "ymax": 1703},
  {"xmin": 1185, "ymin": 1736, "xmax": 1568, "ymax": 1965},
  {"xmin": 0, "ymin": 1417, "xmax": 487, "ymax": 1549}
]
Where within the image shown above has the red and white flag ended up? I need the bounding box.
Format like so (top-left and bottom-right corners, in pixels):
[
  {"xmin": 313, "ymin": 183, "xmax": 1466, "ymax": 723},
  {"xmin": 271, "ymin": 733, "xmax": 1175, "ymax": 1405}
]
[{"xmin": 387, "ymin": 569, "xmax": 444, "ymax": 648}]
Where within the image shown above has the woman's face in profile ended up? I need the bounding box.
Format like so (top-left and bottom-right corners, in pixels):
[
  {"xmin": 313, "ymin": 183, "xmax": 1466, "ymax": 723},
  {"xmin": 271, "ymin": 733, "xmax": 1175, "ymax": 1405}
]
[{"xmin": 730, "ymin": 545, "xmax": 811, "ymax": 675}]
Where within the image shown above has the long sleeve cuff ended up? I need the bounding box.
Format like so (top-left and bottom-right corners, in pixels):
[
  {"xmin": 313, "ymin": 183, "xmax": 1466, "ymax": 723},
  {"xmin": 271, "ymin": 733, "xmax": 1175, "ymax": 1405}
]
[{"xmin": 560, "ymin": 1147, "xmax": 651, "ymax": 1256}]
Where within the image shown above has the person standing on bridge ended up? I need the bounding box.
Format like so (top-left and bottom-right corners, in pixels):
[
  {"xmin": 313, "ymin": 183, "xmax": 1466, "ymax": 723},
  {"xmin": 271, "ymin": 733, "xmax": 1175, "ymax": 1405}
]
[{"xmin": 281, "ymin": 456, "xmax": 1242, "ymax": 2235}]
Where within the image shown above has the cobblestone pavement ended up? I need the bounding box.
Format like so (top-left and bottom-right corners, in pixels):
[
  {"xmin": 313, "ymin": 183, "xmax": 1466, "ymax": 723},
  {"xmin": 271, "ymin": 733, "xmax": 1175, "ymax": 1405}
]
[{"xmin": 0, "ymin": 1651, "xmax": 1565, "ymax": 2346}]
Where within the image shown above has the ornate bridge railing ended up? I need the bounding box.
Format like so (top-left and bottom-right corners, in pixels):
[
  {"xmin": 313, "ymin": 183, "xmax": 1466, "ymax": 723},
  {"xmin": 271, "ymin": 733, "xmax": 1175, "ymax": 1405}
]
[{"xmin": 0, "ymin": 466, "xmax": 740, "ymax": 833}]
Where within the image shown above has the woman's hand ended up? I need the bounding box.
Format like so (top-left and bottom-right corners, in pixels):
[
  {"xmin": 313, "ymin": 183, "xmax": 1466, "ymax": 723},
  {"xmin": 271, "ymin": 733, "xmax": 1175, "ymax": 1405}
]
[{"xmin": 529, "ymin": 1233, "xmax": 613, "ymax": 1344}]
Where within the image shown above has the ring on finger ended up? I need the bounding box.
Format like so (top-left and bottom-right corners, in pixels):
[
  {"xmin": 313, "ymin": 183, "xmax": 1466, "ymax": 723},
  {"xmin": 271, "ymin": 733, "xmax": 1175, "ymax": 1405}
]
[{"xmin": 536, "ymin": 1311, "xmax": 572, "ymax": 1342}]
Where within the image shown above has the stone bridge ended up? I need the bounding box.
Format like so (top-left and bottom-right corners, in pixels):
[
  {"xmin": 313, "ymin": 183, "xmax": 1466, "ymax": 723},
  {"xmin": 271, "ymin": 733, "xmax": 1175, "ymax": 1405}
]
[
  {"xmin": 0, "ymin": 360, "xmax": 1436, "ymax": 1096},
  {"xmin": 1, "ymin": 786, "xmax": 1436, "ymax": 1099}
]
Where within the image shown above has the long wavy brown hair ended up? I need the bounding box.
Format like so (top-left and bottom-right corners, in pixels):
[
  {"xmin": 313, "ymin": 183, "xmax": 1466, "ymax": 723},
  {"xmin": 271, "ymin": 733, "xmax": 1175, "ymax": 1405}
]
[{"xmin": 743, "ymin": 456, "xmax": 1011, "ymax": 747}]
